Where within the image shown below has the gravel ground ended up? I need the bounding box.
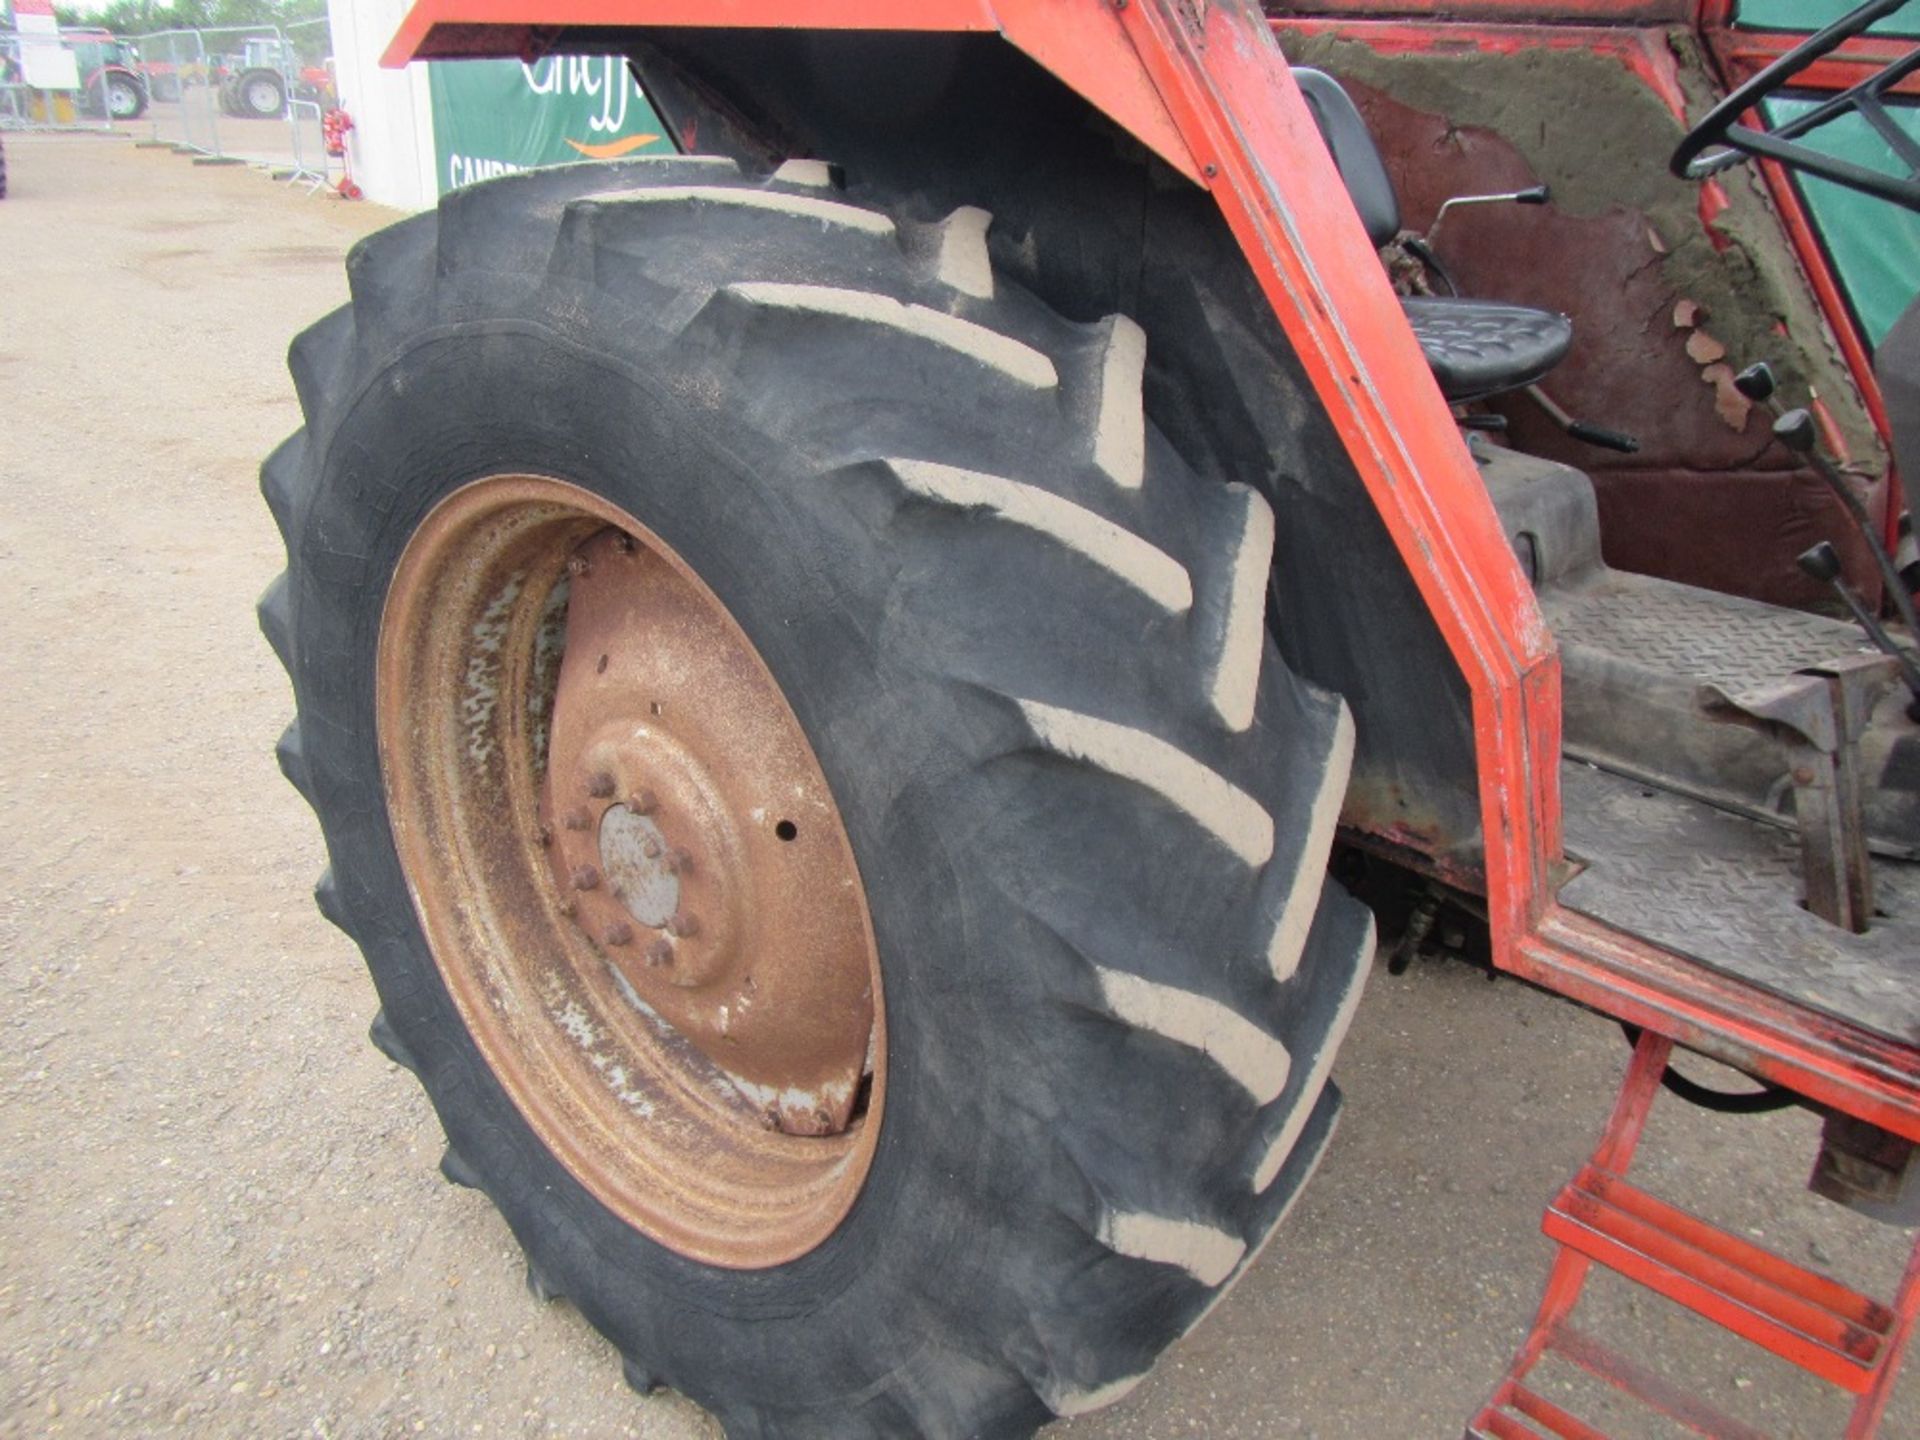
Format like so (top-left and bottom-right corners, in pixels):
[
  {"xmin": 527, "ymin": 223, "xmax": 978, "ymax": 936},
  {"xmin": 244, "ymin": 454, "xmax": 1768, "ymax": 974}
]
[{"xmin": 0, "ymin": 133, "xmax": 1913, "ymax": 1440}]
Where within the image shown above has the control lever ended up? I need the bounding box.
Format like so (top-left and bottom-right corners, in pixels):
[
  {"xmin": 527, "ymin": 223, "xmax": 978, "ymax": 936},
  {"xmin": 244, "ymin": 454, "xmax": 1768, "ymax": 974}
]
[
  {"xmin": 1734, "ymin": 361, "xmax": 1782, "ymax": 410},
  {"xmin": 1775, "ymin": 409, "xmax": 1920, "ymax": 646},
  {"xmin": 1427, "ymin": 183, "xmax": 1552, "ymax": 248},
  {"xmin": 1797, "ymin": 541, "xmax": 1920, "ymax": 712},
  {"xmin": 1522, "ymin": 383, "xmax": 1641, "ymax": 454}
]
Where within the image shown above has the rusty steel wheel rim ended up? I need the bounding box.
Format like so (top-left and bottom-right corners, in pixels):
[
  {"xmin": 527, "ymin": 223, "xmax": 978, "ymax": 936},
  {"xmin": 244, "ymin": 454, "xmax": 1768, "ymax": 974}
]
[{"xmin": 377, "ymin": 474, "xmax": 885, "ymax": 1269}]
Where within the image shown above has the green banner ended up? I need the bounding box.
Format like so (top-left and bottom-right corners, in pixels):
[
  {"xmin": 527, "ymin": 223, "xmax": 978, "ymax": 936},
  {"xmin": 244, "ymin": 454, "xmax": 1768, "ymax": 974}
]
[{"xmin": 430, "ymin": 56, "xmax": 675, "ymax": 195}]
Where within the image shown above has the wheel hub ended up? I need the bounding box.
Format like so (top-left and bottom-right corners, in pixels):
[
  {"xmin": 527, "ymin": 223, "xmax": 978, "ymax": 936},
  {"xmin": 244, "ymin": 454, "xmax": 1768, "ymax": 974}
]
[
  {"xmin": 377, "ymin": 475, "xmax": 884, "ymax": 1267},
  {"xmin": 536, "ymin": 529, "xmax": 872, "ymax": 1133}
]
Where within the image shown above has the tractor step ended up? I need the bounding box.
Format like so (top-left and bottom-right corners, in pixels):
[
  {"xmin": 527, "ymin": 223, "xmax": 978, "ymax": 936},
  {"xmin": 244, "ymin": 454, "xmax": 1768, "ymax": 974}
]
[{"xmin": 1467, "ymin": 1030, "xmax": 1920, "ymax": 1440}]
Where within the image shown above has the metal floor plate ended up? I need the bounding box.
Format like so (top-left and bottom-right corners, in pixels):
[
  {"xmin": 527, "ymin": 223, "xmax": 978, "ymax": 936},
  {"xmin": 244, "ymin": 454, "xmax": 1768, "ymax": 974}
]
[
  {"xmin": 1542, "ymin": 573, "xmax": 1866, "ymax": 696},
  {"xmin": 1559, "ymin": 762, "xmax": 1920, "ymax": 1047}
]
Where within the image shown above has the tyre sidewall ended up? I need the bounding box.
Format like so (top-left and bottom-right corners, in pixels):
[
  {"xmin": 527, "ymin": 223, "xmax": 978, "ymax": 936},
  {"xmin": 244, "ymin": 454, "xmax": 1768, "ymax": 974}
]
[{"xmin": 296, "ymin": 319, "xmax": 1122, "ymax": 1421}]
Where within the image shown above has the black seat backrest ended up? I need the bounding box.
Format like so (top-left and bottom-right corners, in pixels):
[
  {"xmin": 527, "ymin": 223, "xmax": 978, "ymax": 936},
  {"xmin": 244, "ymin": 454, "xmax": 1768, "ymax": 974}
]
[{"xmin": 1292, "ymin": 67, "xmax": 1401, "ymax": 248}]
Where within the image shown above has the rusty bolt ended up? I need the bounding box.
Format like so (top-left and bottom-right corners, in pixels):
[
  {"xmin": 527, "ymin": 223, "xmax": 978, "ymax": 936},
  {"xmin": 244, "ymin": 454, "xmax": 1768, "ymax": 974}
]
[
  {"xmin": 667, "ymin": 910, "xmax": 700, "ymax": 939},
  {"xmin": 614, "ymin": 534, "xmax": 636, "ymax": 554},
  {"xmin": 1793, "ymin": 766, "xmax": 1817, "ymax": 785},
  {"xmin": 571, "ymin": 864, "xmax": 602, "ymax": 892},
  {"xmin": 566, "ymin": 554, "xmax": 591, "ymax": 578},
  {"xmin": 640, "ymin": 835, "xmax": 663, "ymax": 861},
  {"xmin": 587, "ymin": 771, "xmax": 616, "ymax": 798},
  {"xmin": 645, "ymin": 938, "xmax": 674, "ymax": 968},
  {"xmin": 604, "ymin": 921, "xmax": 634, "ymax": 947},
  {"xmin": 558, "ymin": 898, "xmax": 577, "ymax": 919},
  {"xmin": 562, "ymin": 807, "xmax": 591, "ymax": 832},
  {"xmin": 537, "ymin": 823, "xmax": 552, "ymax": 847},
  {"xmin": 626, "ymin": 788, "xmax": 657, "ymax": 816},
  {"xmin": 664, "ymin": 847, "xmax": 693, "ymax": 876}
]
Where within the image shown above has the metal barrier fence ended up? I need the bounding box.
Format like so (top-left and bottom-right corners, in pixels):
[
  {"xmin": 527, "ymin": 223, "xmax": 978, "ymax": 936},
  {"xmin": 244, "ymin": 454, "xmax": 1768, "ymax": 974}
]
[
  {"xmin": 123, "ymin": 17, "xmax": 336, "ymax": 186},
  {"xmin": 0, "ymin": 29, "xmax": 131, "ymax": 134}
]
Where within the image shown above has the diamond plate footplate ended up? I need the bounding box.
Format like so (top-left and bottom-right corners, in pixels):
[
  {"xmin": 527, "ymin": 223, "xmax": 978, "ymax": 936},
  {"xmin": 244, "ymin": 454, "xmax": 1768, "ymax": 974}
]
[
  {"xmin": 1560, "ymin": 762, "xmax": 1920, "ymax": 1046},
  {"xmin": 1543, "ymin": 575, "xmax": 1868, "ymax": 697}
]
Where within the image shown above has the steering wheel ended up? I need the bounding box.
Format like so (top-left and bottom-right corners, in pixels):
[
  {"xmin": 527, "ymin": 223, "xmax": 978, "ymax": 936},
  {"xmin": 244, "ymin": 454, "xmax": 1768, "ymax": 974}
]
[{"xmin": 1671, "ymin": 0, "xmax": 1920, "ymax": 212}]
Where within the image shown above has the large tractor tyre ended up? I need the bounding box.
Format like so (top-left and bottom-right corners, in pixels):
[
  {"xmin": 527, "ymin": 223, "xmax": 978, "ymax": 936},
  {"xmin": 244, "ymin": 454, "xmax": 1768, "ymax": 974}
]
[
  {"xmin": 237, "ymin": 67, "xmax": 285, "ymax": 119},
  {"xmin": 105, "ymin": 72, "xmax": 146, "ymax": 121},
  {"xmin": 262, "ymin": 156, "xmax": 1373, "ymax": 1438}
]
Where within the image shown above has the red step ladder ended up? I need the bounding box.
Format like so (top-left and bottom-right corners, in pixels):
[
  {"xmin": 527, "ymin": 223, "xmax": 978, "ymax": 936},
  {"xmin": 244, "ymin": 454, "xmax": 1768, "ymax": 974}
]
[{"xmin": 1467, "ymin": 1030, "xmax": 1920, "ymax": 1440}]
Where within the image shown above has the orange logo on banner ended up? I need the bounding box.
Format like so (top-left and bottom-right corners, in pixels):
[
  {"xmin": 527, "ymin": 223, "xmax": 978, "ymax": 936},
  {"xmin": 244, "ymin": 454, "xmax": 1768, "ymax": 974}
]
[{"xmin": 564, "ymin": 133, "xmax": 660, "ymax": 159}]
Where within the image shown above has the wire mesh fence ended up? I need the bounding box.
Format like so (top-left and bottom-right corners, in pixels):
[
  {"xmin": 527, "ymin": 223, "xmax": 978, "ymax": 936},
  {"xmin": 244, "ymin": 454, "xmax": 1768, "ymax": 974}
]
[
  {"xmin": 0, "ymin": 27, "xmax": 133, "ymax": 134},
  {"xmin": 80, "ymin": 16, "xmax": 343, "ymax": 186}
]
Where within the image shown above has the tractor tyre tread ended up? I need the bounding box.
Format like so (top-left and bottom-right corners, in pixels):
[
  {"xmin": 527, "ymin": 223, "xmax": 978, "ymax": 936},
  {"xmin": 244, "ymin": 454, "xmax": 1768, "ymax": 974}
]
[{"xmin": 262, "ymin": 156, "xmax": 1373, "ymax": 1439}]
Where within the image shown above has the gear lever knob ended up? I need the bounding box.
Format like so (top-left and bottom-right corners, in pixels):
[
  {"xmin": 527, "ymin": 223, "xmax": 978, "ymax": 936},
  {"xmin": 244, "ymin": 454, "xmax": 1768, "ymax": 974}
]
[
  {"xmin": 1797, "ymin": 540, "xmax": 1843, "ymax": 584},
  {"xmin": 1774, "ymin": 408, "xmax": 1819, "ymax": 455},
  {"xmin": 1734, "ymin": 362, "xmax": 1777, "ymax": 403}
]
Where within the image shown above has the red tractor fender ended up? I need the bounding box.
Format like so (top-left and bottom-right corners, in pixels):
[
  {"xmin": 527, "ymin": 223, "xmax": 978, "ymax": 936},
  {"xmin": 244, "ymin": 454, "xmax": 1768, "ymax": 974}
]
[{"xmin": 381, "ymin": 1, "xmax": 1560, "ymax": 956}]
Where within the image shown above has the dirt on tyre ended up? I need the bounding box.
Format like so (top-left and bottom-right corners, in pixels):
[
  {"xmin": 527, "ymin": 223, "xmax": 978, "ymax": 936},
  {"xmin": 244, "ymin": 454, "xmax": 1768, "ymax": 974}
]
[{"xmin": 262, "ymin": 155, "xmax": 1374, "ymax": 1438}]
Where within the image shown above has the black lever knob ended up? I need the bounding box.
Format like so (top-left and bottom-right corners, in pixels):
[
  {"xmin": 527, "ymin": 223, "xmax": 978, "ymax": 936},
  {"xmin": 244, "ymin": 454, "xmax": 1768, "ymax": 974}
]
[
  {"xmin": 1774, "ymin": 408, "xmax": 1819, "ymax": 455},
  {"xmin": 1515, "ymin": 184, "xmax": 1551, "ymax": 205},
  {"xmin": 1734, "ymin": 362, "xmax": 1777, "ymax": 403},
  {"xmin": 1798, "ymin": 540, "xmax": 1843, "ymax": 584}
]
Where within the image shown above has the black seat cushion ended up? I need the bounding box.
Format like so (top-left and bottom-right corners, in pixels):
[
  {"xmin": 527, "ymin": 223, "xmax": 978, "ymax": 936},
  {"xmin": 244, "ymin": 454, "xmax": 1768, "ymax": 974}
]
[{"xmin": 1403, "ymin": 296, "xmax": 1573, "ymax": 403}]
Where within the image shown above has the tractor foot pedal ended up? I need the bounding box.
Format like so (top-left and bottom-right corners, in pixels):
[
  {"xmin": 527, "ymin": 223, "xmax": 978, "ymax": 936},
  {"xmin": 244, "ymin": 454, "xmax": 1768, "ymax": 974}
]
[{"xmin": 1467, "ymin": 1029, "xmax": 1920, "ymax": 1439}]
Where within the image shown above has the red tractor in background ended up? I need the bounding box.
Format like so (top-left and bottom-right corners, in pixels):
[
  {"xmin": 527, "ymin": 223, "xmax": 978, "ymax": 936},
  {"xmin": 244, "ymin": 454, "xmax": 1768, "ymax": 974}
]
[{"xmin": 261, "ymin": 0, "xmax": 1920, "ymax": 1434}]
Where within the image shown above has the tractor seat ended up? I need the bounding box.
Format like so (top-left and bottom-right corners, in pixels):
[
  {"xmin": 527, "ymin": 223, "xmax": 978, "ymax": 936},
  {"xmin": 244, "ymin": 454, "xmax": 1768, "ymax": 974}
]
[
  {"xmin": 1401, "ymin": 296, "xmax": 1572, "ymax": 403},
  {"xmin": 1293, "ymin": 68, "xmax": 1572, "ymax": 403}
]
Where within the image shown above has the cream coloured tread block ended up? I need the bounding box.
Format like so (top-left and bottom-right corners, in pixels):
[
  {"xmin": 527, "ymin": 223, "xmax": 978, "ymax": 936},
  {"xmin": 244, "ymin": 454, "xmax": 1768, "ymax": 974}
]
[
  {"xmin": 580, "ymin": 185, "xmax": 894, "ymax": 236},
  {"xmin": 724, "ymin": 282, "xmax": 1058, "ymax": 390},
  {"xmin": 1086, "ymin": 313, "xmax": 1147, "ymax": 491},
  {"xmin": 1016, "ymin": 699, "xmax": 1275, "ymax": 866},
  {"xmin": 1264, "ymin": 703, "xmax": 1355, "ymax": 981},
  {"xmin": 1095, "ymin": 965, "xmax": 1291, "ymax": 1105},
  {"xmin": 928, "ymin": 206, "xmax": 995, "ymax": 299},
  {"xmin": 1206, "ymin": 482, "xmax": 1277, "ymax": 733},
  {"xmin": 1254, "ymin": 913, "xmax": 1374, "ymax": 1190},
  {"xmin": 771, "ymin": 158, "xmax": 836, "ymax": 188},
  {"xmin": 1095, "ymin": 1209, "xmax": 1248, "ymax": 1287},
  {"xmin": 887, "ymin": 459, "xmax": 1191, "ymax": 613}
]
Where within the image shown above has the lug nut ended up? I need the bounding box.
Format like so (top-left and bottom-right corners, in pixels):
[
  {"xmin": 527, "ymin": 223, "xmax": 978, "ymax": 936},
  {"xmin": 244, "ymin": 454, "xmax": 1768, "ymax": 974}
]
[
  {"xmin": 640, "ymin": 836, "xmax": 663, "ymax": 860},
  {"xmin": 626, "ymin": 788, "xmax": 657, "ymax": 816},
  {"xmin": 558, "ymin": 898, "xmax": 577, "ymax": 919},
  {"xmin": 667, "ymin": 910, "xmax": 700, "ymax": 939},
  {"xmin": 605, "ymin": 921, "xmax": 634, "ymax": 947},
  {"xmin": 562, "ymin": 807, "xmax": 590, "ymax": 832},
  {"xmin": 566, "ymin": 554, "xmax": 591, "ymax": 578},
  {"xmin": 587, "ymin": 771, "xmax": 616, "ymax": 799},
  {"xmin": 664, "ymin": 847, "xmax": 693, "ymax": 876},
  {"xmin": 571, "ymin": 865, "xmax": 602, "ymax": 891},
  {"xmin": 645, "ymin": 938, "xmax": 674, "ymax": 968},
  {"xmin": 615, "ymin": 534, "xmax": 636, "ymax": 554}
]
